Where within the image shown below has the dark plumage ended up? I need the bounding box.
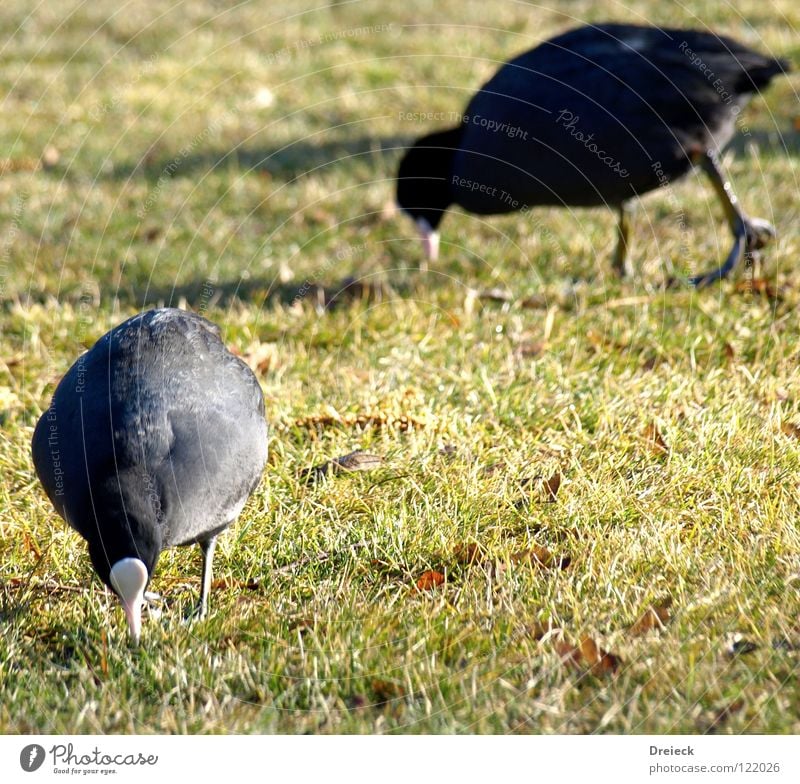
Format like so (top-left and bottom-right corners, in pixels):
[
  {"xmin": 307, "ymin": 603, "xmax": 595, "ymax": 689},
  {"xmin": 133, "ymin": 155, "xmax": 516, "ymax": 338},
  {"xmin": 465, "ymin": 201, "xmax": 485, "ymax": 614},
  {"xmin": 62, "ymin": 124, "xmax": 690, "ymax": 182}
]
[
  {"xmin": 397, "ymin": 22, "xmax": 790, "ymax": 285},
  {"xmin": 32, "ymin": 308, "xmax": 268, "ymax": 642}
]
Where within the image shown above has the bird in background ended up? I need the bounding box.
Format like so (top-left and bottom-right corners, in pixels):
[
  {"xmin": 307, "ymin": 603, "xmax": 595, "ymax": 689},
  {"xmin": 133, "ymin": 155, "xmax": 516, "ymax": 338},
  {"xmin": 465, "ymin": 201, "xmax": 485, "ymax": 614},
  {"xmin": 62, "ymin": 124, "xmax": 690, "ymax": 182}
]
[
  {"xmin": 32, "ymin": 308, "xmax": 269, "ymax": 643},
  {"xmin": 396, "ymin": 22, "xmax": 790, "ymax": 286}
]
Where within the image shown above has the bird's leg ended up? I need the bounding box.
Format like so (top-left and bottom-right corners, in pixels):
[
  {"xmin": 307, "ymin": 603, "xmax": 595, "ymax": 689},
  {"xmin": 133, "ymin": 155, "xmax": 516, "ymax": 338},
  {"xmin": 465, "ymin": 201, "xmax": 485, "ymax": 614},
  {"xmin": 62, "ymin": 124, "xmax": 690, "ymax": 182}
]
[
  {"xmin": 744, "ymin": 217, "xmax": 777, "ymax": 252},
  {"xmin": 197, "ymin": 536, "xmax": 218, "ymax": 620},
  {"xmin": 611, "ymin": 202, "xmax": 634, "ymax": 278},
  {"xmin": 689, "ymin": 151, "xmax": 773, "ymax": 287}
]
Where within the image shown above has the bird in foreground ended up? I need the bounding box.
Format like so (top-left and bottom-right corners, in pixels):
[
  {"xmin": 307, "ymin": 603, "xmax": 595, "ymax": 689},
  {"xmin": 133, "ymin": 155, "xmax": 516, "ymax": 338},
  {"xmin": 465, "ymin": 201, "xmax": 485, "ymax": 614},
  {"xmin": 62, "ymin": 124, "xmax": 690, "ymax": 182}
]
[
  {"xmin": 396, "ymin": 22, "xmax": 790, "ymax": 286},
  {"xmin": 32, "ymin": 308, "xmax": 268, "ymax": 643}
]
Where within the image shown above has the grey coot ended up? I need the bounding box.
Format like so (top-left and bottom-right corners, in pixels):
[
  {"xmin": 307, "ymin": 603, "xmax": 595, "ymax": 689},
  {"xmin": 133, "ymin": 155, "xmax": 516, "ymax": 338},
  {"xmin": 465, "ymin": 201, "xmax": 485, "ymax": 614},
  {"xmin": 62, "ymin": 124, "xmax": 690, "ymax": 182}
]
[
  {"xmin": 32, "ymin": 308, "xmax": 269, "ymax": 642},
  {"xmin": 396, "ymin": 23, "xmax": 790, "ymax": 286}
]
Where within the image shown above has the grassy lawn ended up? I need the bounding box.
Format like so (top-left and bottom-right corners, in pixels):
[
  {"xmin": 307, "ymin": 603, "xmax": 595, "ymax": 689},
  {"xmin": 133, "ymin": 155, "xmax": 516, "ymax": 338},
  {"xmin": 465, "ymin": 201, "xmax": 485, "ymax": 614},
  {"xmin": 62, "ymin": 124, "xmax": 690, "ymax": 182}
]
[{"xmin": 2, "ymin": 0, "xmax": 800, "ymax": 734}]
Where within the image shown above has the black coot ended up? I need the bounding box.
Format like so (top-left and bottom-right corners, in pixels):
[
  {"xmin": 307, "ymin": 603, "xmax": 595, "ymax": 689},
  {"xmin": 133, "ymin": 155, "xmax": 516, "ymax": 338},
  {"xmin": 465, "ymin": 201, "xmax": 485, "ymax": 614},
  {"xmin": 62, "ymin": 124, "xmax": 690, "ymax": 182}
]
[
  {"xmin": 397, "ymin": 23, "xmax": 789, "ymax": 285},
  {"xmin": 32, "ymin": 308, "xmax": 269, "ymax": 642}
]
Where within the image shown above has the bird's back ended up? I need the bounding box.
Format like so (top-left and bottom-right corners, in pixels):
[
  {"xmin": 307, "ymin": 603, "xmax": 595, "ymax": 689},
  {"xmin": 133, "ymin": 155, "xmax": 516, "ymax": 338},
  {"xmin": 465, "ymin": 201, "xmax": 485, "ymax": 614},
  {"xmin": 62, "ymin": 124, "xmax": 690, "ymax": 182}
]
[
  {"xmin": 32, "ymin": 309, "xmax": 268, "ymax": 550},
  {"xmin": 452, "ymin": 23, "xmax": 787, "ymax": 212}
]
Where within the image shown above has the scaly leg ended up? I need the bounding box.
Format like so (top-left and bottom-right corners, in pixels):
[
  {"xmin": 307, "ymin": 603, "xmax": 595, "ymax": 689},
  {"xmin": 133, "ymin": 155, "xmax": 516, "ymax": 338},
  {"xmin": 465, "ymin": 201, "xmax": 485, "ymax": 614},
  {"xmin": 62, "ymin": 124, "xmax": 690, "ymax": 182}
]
[
  {"xmin": 689, "ymin": 151, "xmax": 775, "ymax": 288},
  {"xmin": 611, "ymin": 202, "xmax": 634, "ymax": 278},
  {"xmin": 197, "ymin": 536, "xmax": 218, "ymax": 619}
]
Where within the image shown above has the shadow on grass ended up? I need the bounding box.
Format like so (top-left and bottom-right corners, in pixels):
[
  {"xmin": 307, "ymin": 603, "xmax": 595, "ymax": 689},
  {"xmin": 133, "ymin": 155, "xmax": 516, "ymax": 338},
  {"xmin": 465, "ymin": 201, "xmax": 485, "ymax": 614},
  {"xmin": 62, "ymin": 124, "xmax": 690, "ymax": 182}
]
[
  {"xmin": 116, "ymin": 274, "xmax": 411, "ymax": 314},
  {"xmin": 104, "ymin": 133, "xmax": 415, "ymax": 183},
  {"xmin": 723, "ymin": 127, "xmax": 800, "ymax": 158}
]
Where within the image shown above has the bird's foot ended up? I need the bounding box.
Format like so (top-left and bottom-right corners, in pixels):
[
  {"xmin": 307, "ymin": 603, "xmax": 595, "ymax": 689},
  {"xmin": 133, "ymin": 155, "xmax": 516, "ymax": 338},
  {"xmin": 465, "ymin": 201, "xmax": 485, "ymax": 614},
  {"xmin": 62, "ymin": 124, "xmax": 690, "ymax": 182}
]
[
  {"xmin": 745, "ymin": 218, "xmax": 776, "ymax": 252},
  {"xmin": 143, "ymin": 591, "xmax": 162, "ymax": 620},
  {"xmin": 688, "ymin": 270, "xmax": 719, "ymax": 289},
  {"xmin": 610, "ymin": 251, "xmax": 634, "ymax": 279},
  {"xmin": 182, "ymin": 599, "xmax": 209, "ymax": 626}
]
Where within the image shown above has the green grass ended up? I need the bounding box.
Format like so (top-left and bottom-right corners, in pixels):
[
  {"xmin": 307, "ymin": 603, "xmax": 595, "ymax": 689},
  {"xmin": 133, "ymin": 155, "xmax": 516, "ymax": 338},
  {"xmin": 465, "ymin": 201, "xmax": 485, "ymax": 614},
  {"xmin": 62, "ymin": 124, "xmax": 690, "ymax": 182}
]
[{"xmin": 2, "ymin": 0, "xmax": 800, "ymax": 734}]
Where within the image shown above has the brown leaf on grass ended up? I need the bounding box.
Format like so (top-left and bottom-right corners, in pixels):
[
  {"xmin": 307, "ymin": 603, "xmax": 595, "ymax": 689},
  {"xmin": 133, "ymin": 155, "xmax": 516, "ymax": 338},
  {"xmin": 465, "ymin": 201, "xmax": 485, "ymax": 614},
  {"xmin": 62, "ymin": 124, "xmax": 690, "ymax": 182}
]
[
  {"xmin": 526, "ymin": 622, "xmax": 549, "ymax": 641},
  {"xmin": 415, "ymin": 570, "xmax": 445, "ymax": 591},
  {"xmin": 371, "ymin": 679, "xmax": 405, "ymax": 704},
  {"xmin": 289, "ymin": 390, "xmax": 428, "ymax": 434},
  {"xmin": 630, "ymin": 599, "xmax": 672, "ymax": 635},
  {"xmin": 292, "ymin": 412, "xmax": 427, "ymax": 434},
  {"xmin": 579, "ymin": 636, "xmax": 622, "ymax": 676},
  {"xmin": 100, "ymin": 630, "xmax": 108, "ymax": 678},
  {"xmin": 242, "ymin": 342, "xmax": 278, "ymax": 375},
  {"xmin": 288, "ymin": 617, "xmax": 316, "ymax": 635},
  {"xmin": 140, "ymin": 226, "xmax": 162, "ymax": 243},
  {"xmin": 643, "ymin": 421, "xmax": 669, "ymax": 456},
  {"xmin": 2, "ymin": 353, "xmax": 23, "ymax": 368},
  {"xmin": 724, "ymin": 342, "xmax": 736, "ymax": 362},
  {"xmin": 515, "ymin": 470, "xmax": 564, "ymax": 506},
  {"xmin": 22, "ymin": 531, "xmax": 41, "ymax": 559},
  {"xmin": 511, "ymin": 545, "xmax": 570, "ymax": 570},
  {"xmin": 555, "ymin": 636, "xmax": 621, "ymax": 676},
  {"xmin": 735, "ymin": 278, "xmax": 785, "ymax": 302},
  {"xmin": 516, "ymin": 341, "xmax": 545, "ymax": 358},
  {"xmin": 554, "ymin": 639, "xmax": 583, "ymax": 670},
  {"xmin": 520, "ymin": 294, "xmax": 548, "ymax": 309},
  {"xmin": 780, "ymin": 422, "xmax": 800, "ymax": 439},
  {"xmin": 586, "ymin": 329, "xmax": 629, "ymax": 353},
  {"xmin": 454, "ymin": 542, "xmax": 570, "ymax": 572},
  {"xmin": 210, "ymin": 578, "xmax": 260, "ymax": 591},
  {"xmin": 301, "ymin": 450, "xmax": 383, "ymax": 483},
  {"xmin": 543, "ymin": 470, "xmax": 562, "ymax": 502},
  {"xmin": 0, "ymin": 156, "xmax": 41, "ymax": 174},
  {"xmin": 453, "ymin": 542, "xmax": 485, "ymax": 566}
]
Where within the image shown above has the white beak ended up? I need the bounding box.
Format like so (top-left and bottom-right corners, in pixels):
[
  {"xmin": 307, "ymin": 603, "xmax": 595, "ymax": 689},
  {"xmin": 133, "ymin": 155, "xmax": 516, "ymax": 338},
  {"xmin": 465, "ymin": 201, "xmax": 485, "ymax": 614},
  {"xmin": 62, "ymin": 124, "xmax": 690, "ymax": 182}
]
[
  {"xmin": 415, "ymin": 218, "xmax": 440, "ymax": 262},
  {"xmin": 109, "ymin": 558, "xmax": 148, "ymax": 644}
]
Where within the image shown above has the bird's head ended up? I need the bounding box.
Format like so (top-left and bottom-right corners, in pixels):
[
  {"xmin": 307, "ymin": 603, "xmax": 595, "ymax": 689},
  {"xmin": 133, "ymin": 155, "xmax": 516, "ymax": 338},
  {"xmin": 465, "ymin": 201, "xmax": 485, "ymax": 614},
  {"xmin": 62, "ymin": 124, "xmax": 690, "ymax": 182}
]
[
  {"xmin": 88, "ymin": 522, "xmax": 161, "ymax": 644},
  {"xmin": 396, "ymin": 127, "xmax": 462, "ymax": 261}
]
